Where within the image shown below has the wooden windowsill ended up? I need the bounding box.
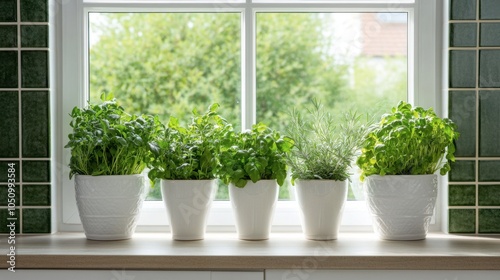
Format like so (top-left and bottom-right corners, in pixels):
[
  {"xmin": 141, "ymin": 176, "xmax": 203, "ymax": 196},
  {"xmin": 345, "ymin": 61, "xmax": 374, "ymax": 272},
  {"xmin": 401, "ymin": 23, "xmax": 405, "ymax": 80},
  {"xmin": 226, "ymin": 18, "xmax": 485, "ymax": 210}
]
[{"xmin": 1, "ymin": 232, "xmax": 500, "ymax": 270}]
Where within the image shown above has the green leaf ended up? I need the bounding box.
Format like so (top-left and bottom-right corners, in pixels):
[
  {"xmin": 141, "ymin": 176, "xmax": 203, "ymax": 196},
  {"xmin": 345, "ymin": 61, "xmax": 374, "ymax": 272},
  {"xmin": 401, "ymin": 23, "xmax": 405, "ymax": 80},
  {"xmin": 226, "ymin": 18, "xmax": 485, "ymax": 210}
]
[
  {"xmin": 100, "ymin": 92, "xmax": 114, "ymax": 101},
  {"xmin": 356, "ymin": 101, "xmax": 459, "ymax": 180}
]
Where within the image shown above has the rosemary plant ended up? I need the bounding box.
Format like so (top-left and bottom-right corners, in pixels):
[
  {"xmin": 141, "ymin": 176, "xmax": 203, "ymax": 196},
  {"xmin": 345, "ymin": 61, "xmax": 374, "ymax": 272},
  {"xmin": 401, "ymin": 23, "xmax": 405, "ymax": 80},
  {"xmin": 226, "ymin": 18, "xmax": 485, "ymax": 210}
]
[{"xmin": 286, "ymin": 99, "xmax": 371, "ymax": 184}]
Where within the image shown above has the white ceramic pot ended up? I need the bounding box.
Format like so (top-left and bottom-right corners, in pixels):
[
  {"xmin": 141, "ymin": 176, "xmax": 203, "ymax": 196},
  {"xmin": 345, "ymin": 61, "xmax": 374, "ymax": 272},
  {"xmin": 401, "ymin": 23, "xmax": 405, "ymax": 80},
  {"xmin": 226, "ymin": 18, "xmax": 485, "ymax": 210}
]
[
  {"xmin": 74, "ymin": 174, "xmax": 146, "ymax": 240},
  {"xmin": 295, "ymin": 180, "xmax": 347, "ymax": 240},
  {"xmin": 161, "ymin": 180, "xmax": 216, "ymax": 240},
  {"xmin": 229, "ymin": 180, "xmax": 278, "ymax": 240},
  {"xmin": 364, "ymin": 174, "xmax": 438, "ymax": 240}
]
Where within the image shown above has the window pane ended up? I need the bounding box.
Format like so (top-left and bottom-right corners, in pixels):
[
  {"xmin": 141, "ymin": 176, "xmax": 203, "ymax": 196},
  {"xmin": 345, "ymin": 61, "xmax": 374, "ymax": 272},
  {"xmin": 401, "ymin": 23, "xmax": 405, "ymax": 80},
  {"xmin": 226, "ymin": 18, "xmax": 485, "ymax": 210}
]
[
  {"xmin": 89, "ymin": 12, "xmax": 241, "ymax": 200},
  {"xmin": 256, "ymin": 13, "xmax": 407, "ymax": 200}
]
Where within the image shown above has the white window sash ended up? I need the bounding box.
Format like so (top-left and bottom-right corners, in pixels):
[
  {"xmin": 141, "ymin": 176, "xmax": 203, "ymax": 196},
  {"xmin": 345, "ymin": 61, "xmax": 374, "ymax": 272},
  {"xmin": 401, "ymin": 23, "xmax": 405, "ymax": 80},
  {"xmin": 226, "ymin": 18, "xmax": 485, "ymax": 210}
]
[{"xmin": 58, "ymin": 0, "xmax": 443, "ymax": 233}]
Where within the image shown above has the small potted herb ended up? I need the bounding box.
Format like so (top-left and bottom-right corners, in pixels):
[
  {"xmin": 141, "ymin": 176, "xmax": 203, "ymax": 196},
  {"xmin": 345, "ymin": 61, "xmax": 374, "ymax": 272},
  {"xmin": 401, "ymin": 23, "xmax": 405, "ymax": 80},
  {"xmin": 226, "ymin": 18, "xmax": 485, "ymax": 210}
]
[
  {"xmin": 286, "ymin": 99, "xmax": 370, "ymax": 240},
  {"xmin": 65, "ymin": 93, "xmax": 162, "ymax": 240},
  {"xmin": 356, "ymin": 101, "xmax": 459, "ymax": 240},
  {"xmin": 148, "ymin": 103, "xmax": 233, "ymax": 240},
  {"xmin": 219, "ymin": 123, "xmax": 294, "ymax": 240}
]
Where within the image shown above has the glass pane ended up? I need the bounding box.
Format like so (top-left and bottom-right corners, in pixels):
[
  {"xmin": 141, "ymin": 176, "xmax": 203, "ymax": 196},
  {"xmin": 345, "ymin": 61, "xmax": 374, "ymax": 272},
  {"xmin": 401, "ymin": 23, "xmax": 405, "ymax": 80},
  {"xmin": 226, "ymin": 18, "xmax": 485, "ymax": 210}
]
[
  {"xmin": 89, "ymin": 12, "xmax": 241, "ymax": 200},
  {"xmin": 256, "ymin": 13, "xmax": 408, "ymax": 201}
]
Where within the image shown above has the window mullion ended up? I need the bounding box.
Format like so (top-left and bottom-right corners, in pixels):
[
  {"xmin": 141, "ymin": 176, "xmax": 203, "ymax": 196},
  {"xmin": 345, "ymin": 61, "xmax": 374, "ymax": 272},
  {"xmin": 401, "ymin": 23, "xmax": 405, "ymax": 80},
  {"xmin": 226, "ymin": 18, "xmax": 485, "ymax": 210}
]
[{"xmin": 242, "ymin": 4, "xmax": 256, "ymax": 130}]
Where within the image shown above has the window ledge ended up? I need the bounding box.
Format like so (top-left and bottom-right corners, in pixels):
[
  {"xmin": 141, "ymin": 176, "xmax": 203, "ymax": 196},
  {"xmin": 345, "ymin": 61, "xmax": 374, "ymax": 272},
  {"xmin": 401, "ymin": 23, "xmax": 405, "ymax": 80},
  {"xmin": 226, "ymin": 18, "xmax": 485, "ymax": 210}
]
[{"xmin": 2, "ymin": 232, "xmax": 500, "ymax": 270}]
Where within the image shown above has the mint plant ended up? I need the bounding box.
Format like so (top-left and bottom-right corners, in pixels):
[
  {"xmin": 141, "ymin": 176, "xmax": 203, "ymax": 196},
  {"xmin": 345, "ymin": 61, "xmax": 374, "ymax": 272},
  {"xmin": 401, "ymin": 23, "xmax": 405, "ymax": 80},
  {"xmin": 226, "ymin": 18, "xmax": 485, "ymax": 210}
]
[
  {"xmin": 147, "ymin": 103, "xmax": 234, "ymax": 180},
  {"xmin": 286, "ymin": 99, "xmax": 371, "ymax": 184},
  {"xmin": 65, "ymin": 93, "xmax": 162, "ymax": 179},
  {"xmin": 356, "ymin": 101, "xmax": 459, "ymax": 181},
  {"xmin": 219, "ymin": 123, "xmax": 294, "ymax": 188}
]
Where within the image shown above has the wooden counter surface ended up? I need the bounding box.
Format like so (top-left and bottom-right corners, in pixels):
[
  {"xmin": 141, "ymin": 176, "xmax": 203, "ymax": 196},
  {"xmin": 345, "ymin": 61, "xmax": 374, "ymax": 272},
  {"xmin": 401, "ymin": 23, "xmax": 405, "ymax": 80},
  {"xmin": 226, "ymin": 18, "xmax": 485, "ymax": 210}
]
[{"xmin": 1, "ymin": 232, "xmax": 499, "ymax": 270}]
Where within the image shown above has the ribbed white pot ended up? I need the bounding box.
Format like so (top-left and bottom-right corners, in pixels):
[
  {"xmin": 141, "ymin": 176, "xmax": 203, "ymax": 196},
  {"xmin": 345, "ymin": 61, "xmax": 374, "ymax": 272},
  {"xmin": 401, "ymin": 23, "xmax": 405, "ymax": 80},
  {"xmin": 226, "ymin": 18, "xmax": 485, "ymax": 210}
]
[
  {"xmin": 364, "ymin": 174, "xmax": 438, "ymax": 240},
  {"xmin": 229, "ymin": 180, "xmax": 278, "ymax": 240},
  {"xmin": 74, "ymin": 174, "xmax": 146, "ymax": 240},
  {"xmin": 295, "ymin": 180, "xmax": 347, "ymax": 240},
  {"xmin": 161, "ymin": 180, "xmax": 216, "ymax": 240}
]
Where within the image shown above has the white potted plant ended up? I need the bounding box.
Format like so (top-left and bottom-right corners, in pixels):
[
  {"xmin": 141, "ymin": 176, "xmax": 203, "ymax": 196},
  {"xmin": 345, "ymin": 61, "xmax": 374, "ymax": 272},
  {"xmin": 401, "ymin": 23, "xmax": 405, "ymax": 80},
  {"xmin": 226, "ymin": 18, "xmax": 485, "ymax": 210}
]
[
  {"xmin": 357, "ymin": 101, "xmax": 459, "ymax": 240},
  {"xmin": 148, "ymin": 104, "xmax": 233, "ymax": 240},
  {"xmin": 66, "ymin": 93, "xmax": 162, "ymax": 240},
  {"xmin": 219, "ymin": 123, "xmax": 294, "ymax": 240},
  {"xmin": 286, "ymin": 99, "xmax": 370, "ymax": 240}
]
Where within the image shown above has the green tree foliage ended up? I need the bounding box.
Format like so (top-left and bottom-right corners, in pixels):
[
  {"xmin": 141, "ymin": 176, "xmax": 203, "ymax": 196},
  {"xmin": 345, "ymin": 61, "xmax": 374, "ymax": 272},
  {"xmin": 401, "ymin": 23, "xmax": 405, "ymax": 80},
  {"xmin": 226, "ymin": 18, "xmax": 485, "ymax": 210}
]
[
  {"xmin": 90, "ymin": 13, "xmax": 241, "ymax": 129},
  {"xmin": 89, "ymin": 12, "xmax": 408, "ymax": 200},
  {"xmin": 90, "ymin": 13, "xmax": 348, "ymax": 133},
  {"xmin": 255, "ymin": 14, "xmax": 347, "ymax": 130}
]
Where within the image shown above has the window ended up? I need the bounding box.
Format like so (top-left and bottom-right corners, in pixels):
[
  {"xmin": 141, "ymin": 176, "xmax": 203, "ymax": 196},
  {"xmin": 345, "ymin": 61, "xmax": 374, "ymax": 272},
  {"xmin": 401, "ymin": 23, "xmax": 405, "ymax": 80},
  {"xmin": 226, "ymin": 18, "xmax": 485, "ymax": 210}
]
[{"xmin": 60, "ymin": 0, "xmax": 443, "ymax": 232}]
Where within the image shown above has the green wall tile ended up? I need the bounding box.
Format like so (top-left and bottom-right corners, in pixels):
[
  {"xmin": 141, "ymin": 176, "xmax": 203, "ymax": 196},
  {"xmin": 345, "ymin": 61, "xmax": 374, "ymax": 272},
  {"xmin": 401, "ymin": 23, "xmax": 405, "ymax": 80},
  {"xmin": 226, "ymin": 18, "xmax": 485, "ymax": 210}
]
[
  {"xmin": 450, "ymin": 50, "xmax": 476, "ymax": 88},
  {"xmin": 449, "ymin": 185, "xmax": 476, "ymax": 206},
  {"xmin": 0, "ymin": 185, "xmax": 20, "ymax": 207},
  {"xmin": 22, "ymin": 91, "xmax": 49, "ymax": 158},
  {"xmin": 0, "ymin": 209, "xmax": 20, "ymax": 234},
  {"xmin": 480, "ymin": 23, "xmax": 500, "ymax": 47},
  {"xmin": 450, "ymin": 23, "xmax": 477, "ymax": 47},
  {"xmin": 449, "ymin": 160, "xmax": 475, "ymax": 182},
  {"xmin": 0, "ymin": 0, "xmax": 17, "ymax": 22},
  {"xmin": 21, "ymin": 25, "xmax": 49, "ymax": 48},
  {"xmin": 0, "ymin": 25, "xmax": 18, "ymax": 48},
  {"xmin": 479, "ymin": 50, "xmax": 500, "ymax": 88},
  {"xmin": 479, "ymin": 91, "xmax": 500, "ymax": 156},
  {"xmin": 20, "ymin": 0, "xmax": 48, "ymax": 22},
  {"xmin": 451, "ymin": 0, "xmax": 477, "ymax": 20},
  {"xmin": 0, "ymin": 51, "xmax": 18, "ymax": 88},
  {"xmin": 0, "ymin": 91, "xmax": 19, "ymax": 158},
  {"xmin": 478, "ymin": 209, "xmax": 500, "ymax": 233},
  {"xmin": 22, "ymin": 160, "xmax": 50, "ymax": 182},
  {"xmin": 479, "ymin": 161, "xmax": 500, "ymax": 182},
  {"xmin": 0, "ymin": 161, "xmax": 20, "ymax": 183},
  {"xmin": 478, "ymin": 185, "xmax": 500, "ymax": 206},
  {"xmin": 21, "ymin": 51, "xmax": 49, "ymax": 88},
  {"xmin": 480, "ymin": 0, "xmax": 500, "ymax": 20},
  {"xmin": 22, "ymin": 208, "xmax": 50, "ymax": 233},
  {"xmin": 23, "ymin": 185, "xmax": 50, "ymax": 206},
  {"xmin": 449, "ymin": 90, "xmax": 476, "ymax": 157},
  {"xmin": 449, "ymin": 209, "xmax": 476, "ymax": 233}
]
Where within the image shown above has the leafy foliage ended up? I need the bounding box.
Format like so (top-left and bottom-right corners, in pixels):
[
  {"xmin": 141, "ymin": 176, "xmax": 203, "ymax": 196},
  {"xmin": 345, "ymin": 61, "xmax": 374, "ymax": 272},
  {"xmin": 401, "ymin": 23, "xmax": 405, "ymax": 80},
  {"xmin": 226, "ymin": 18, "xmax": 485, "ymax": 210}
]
[
  {"xmin": 148, "ymin": 104, "xmax": 234, "ymax": 180},
  {"xmin": 286, "ymin": 99, "xmax": 371, "ymax": 184},
  {"xmin": 255, "ymin": 13, "xmax": 347, "ymax": 129},
  {"xmin": 88, "ymin": 13, "xmax": 408, "ymax": 199},
  {"xmin": 356, "ymin": 101, "xmax": 459, "ymax": 181},
  {"xmin": 90, "ymin": 13, "xmax": 241, "ymax": 129},
  {"xmin": 65, "ymin": 93, "xmax": 162, "ymax": 179},
  {"xmin": 219, "ymin": 123, "xmax": 294, "ymax": 188},
  {"xmin": 89, "ymin": 13, "xmax": 347, "ymax": 133}
]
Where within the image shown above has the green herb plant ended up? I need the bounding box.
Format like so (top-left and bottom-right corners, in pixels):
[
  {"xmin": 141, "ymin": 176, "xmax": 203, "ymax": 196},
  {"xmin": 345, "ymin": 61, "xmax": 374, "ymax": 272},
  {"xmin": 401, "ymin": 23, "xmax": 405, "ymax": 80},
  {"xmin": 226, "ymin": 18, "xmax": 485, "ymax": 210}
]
[
  {"xmin": 148, "ymin": 103, "xmax": 234, "ymax": 181},
  {"xmin": 356, "ymin": 101, "xmax": 459, "ymax": 181},
  {"xmin": 219, "ymin": 123, "xmax": 294, "ymax": 188},
  {"xmin": 65, "ymin": 93, "xmax": 162, "ymax": 179},
  {"xmin": 286, "ymin": 99, "xmax": 371, "ymax": 184}
]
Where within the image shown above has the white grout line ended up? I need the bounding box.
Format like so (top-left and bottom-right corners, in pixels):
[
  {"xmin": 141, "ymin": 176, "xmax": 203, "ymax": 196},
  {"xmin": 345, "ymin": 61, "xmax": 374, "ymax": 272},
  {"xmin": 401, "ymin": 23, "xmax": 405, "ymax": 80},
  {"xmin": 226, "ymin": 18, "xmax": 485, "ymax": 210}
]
[
  {"xmin": 16, "ymin": 0, "xmax": 23, "ymax": 235},
  {"xmin": 449, "ymin": 19, "xmax": 500, "ymax": 23},
  {"xmin": 449, "ymin": 206, "xmax": 500, "ymax": 209},
  {"xmin": 474, "ymin": 0, "xmax": 480, "ymax": 235},
  {"xmin": 0, "ymin": 48, "xmax": 50, "ymax": 51},
  {"xmin": 0, "ymin": 22, "xmax": 49, "ymax": 26},
  {"xmin": 450, "ymin": 47, "xmax": 500, "ymax": 50}
]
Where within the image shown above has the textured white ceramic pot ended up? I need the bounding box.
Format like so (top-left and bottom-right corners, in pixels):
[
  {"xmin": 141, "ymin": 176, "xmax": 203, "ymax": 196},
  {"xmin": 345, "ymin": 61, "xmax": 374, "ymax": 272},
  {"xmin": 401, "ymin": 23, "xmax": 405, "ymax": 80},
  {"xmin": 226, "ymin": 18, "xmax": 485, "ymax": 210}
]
[
  {"xmin": 74, "ymin": 174, "xmax": 146, "ymax": 240},
  {"xmin": 229, "ymin": 180, "xmax": 278, "ymax": 240},
  {"xmin": 161, "ymin": 180, "xmax": 216, "ymax": 240},
  {"xmin": 364, "ymin": 174, "xmax": 438, "ymax": 240},
  {"xmin": 295, "ymin": 180, "xmax": 347, "ymax": 240}
]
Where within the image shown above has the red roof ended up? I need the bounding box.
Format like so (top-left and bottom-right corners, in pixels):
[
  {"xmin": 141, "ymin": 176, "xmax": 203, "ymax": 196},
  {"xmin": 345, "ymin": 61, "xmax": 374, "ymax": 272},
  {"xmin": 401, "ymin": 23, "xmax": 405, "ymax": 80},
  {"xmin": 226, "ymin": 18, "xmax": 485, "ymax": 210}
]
[{"xmin": 361, "ymin": 13, "xmax": 407, "ymax": 57}]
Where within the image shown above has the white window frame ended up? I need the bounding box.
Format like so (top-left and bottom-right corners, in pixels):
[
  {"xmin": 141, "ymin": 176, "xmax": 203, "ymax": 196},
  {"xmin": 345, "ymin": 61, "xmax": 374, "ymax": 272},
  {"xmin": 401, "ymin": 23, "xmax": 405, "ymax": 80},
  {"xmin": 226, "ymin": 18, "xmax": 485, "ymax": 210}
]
[{"xmin": 57, "ymin": 0, "xmax": 444, "ymax": 233}]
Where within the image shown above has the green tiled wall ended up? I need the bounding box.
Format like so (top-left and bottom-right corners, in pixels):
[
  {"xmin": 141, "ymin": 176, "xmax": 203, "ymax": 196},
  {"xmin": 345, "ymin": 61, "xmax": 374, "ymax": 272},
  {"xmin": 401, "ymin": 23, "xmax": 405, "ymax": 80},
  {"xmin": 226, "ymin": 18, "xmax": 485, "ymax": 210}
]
[
  {"xmin": 0, "ymin": 0, "xmax": 51, "ymax": 234},
  {"xmin": 448, "ymin": 0, "xmax": 500, "ymax": 234}
]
